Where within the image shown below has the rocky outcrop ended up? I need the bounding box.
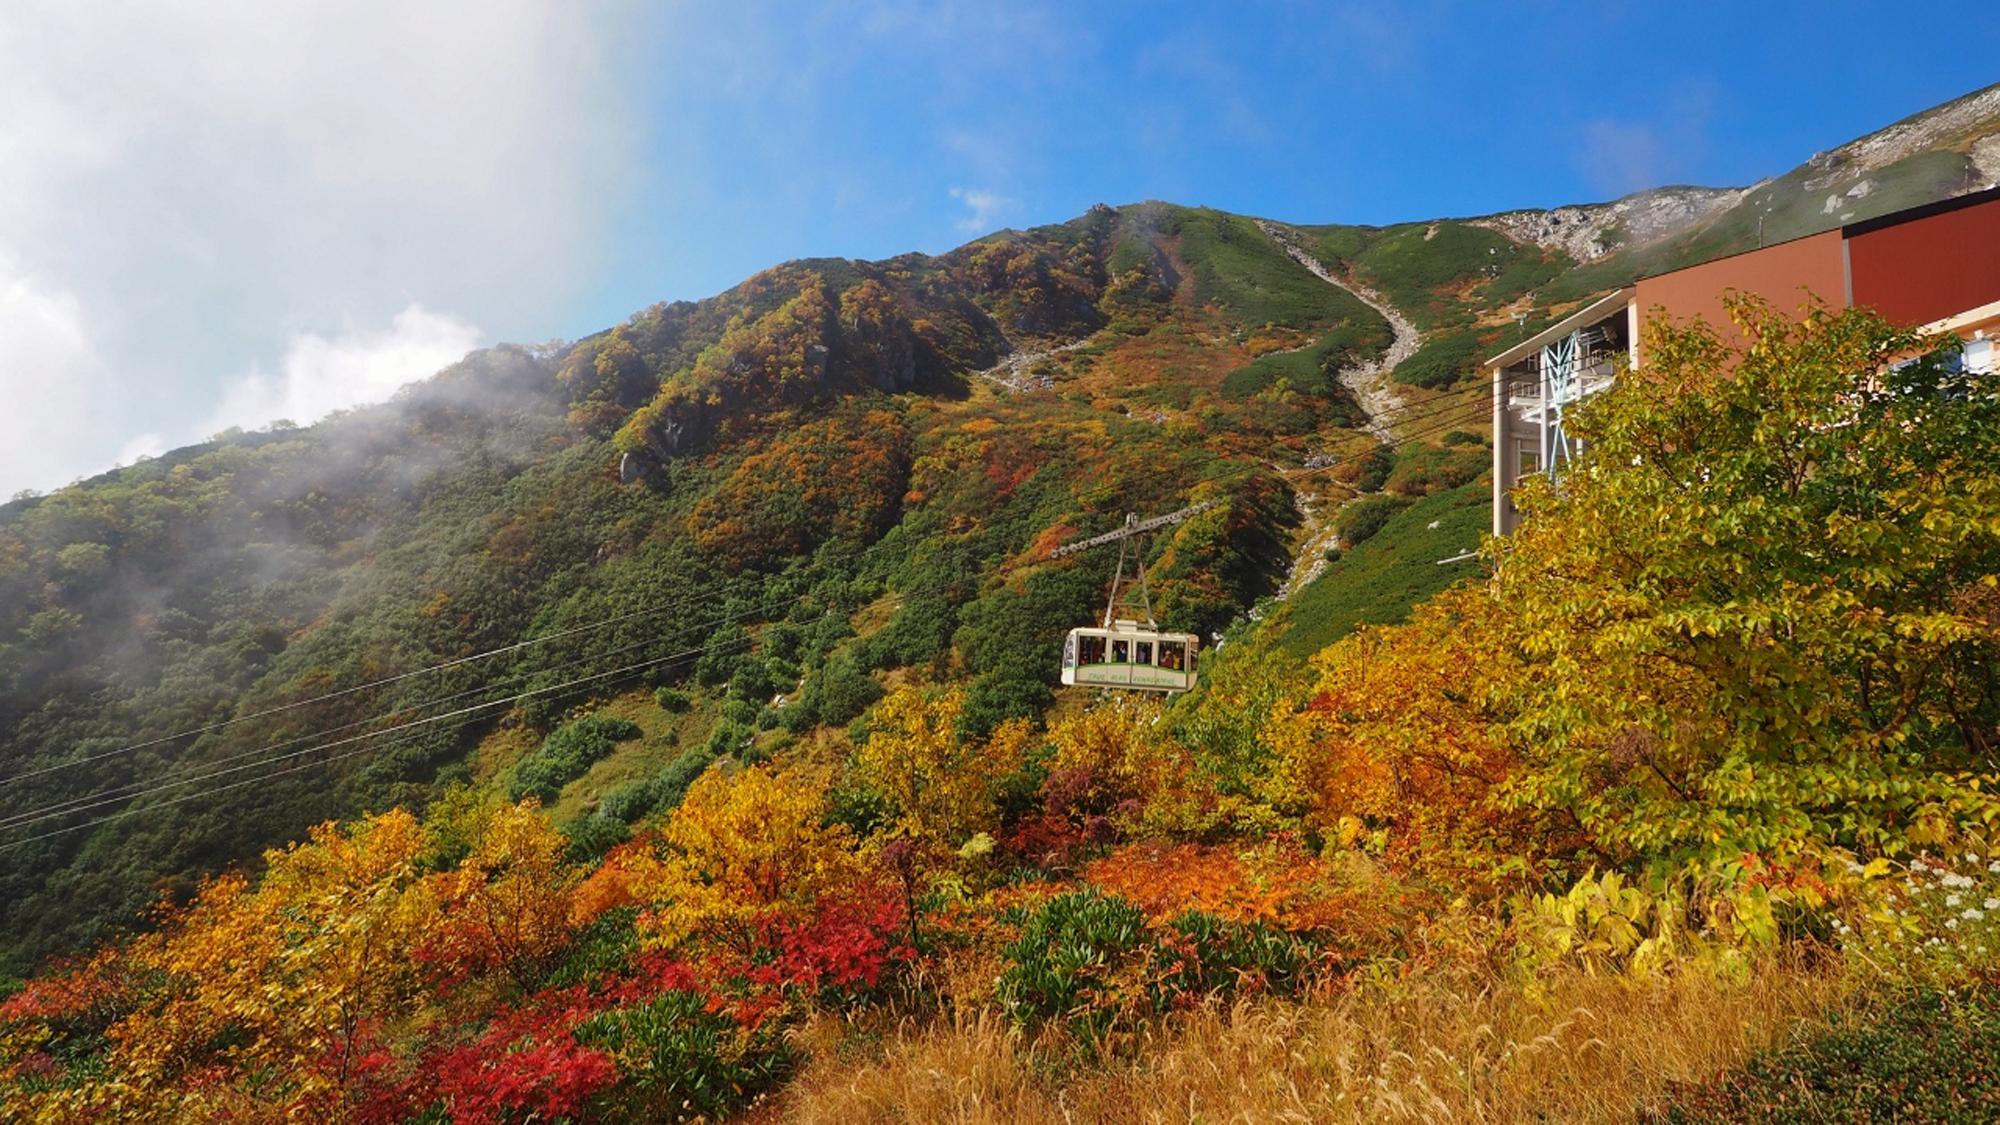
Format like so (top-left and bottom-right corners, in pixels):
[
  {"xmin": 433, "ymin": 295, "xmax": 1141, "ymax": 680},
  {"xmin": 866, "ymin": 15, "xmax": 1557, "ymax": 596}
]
[
  {"xmin": 1475, "ymin": 83, "xmax": 2000, "ymax": 262},
  {"xmin": 635, "ymin": 394, "xmax": 716, "ymax": 463},
  {"xmin": 973, "ymin": 339, "xmax": 1092, "ymax": 392},
  {"xmin": 1973, "ymin": 133, "xmax": 2000, "ymax": 189},
  {"xmin": 1804, "ymin": 83, "xmax": 2000, "ymax": 189},
  {"xmin": 1471, "ymin": 185, "xmax": 1751, "ymax": 263}
]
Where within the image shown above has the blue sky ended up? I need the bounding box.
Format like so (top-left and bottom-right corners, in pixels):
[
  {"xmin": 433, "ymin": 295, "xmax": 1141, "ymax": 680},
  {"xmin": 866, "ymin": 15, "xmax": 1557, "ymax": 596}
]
[{"xmin": 2, "ymin": 0, "xmax": 1995, "ymax": 497}]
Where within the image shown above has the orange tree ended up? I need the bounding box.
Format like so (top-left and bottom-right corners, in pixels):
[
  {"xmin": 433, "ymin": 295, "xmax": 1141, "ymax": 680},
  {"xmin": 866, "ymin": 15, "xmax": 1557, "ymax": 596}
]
[
  {"xmin": 1262, "ymin": 583, "xmax": 1559, "ymax": 892},
  {"xmin": 422, "ymin": 800, "xmax": 586, "ymax": 992},
  {"xmin": 2, "ymin": 810, "xmax": 441, "ymax": 1123}
]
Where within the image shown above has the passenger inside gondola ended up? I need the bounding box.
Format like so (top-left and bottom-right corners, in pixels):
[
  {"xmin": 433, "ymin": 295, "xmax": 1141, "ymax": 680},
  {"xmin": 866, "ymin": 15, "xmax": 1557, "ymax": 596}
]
[
  {"xmin": 1111, "ymin": 639, "xmax": 1130, "ymax": 664},
  {"xmin": 1158, "ymin": 641, "xmax": 1184, "ymax": 671},
  {"xmin": 1078, "ymin": 634, "xmax": 1106, "ymax": 665},
  {"xmin": 1134, "ymin": 641, "xmax": 1153, "ymax": 666}
]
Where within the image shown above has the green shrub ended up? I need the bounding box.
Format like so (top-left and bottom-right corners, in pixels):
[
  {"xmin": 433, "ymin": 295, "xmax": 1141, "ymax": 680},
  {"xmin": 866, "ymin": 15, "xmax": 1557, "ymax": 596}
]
[
  {"xmin": 1164, "ymin": 207, "xmax": 1368, "ymax": 330},
  {"xmin": 824, "ymin": 780, "xmax": 891, "ymax": 838},
  {"xmin": 1150, "ymin": 910, "xmax": 1308, "ymax": 1003},
  {"xmin": 997, "ymin": 890, "xmax": 1148, "ymax": 1037},
  {"xmin": 1384, "ymin": 444, "xmax": 1484, "ymax": 497},
  {"xmin": 786, "ymin": 657, "xmax": 882, "ymax": 731},
  {"xmin": 1272, "ymin": 479, "xmax": 1490, "ymax": 658},
  {"xmin": 1657, "ymin": 987, "xmax": 2000, "ymax": 1123},
  {"xmin": 552, "ymin": 716, "xmax": 642, "ymax": 753},
  {"xmin": 693, "ymin": 625, "xmax": 746, "ymax": 687},
  {"xmin": 1392, "ymin": 326, "xmax": 1488, "ymax": 389},
  {"xmin": 997, "ymin": 895, "xmax": 1310, "ymax": 1044},
  {"xmin": 599, "ymin": 779, "xmax": 661, "ymax": 823},
  {"xmin": 760, "ymin": 620, "xmax": 806, "ymax": 663},
  {"xmin": 1219, "ymin": 363, "xmax": 1274, "ymax": 402},
  {"xmin": 559, "ymin": 813, "xmax": 631, "ymax": 864},
  {"xmin": 655, "ymin": 746, "xmax": 717, "ymax": 812},
  {"xmin": 1337, "ymin": 443, "xmax": 1394, "ymax": 493},
  {"xmin": 545, "ymin": 907, "xmax": 641, "ymax": 990},
  {"xmin": 727, "ymin": 656, "xmax": 775, "ymax": 702},
  {"xmin": 508, "ymin": 715, "xmax": 644, "ymax": 804},
  {"xmin": 704, "ymin": 720, "xmax": 752, "ymax": 758},
  {"xmin": 653, "ymin": 687, "xmax": 691, "ymax": 713},
  {"xmin": 577, "ymin": 990, "xmax": 794, "ymax": 1123},
  {"xmin": 855, "ymin": 591, "xmax": 956, "ymax": 671},
  {"xmin": 1334, "ymin": 494, "xmax": 1412, "ymax": 547}
]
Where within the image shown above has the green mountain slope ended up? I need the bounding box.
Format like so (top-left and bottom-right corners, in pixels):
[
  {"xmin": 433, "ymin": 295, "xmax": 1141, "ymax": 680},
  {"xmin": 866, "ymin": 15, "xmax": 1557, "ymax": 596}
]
[{"xmin": 1, "ymin": 84, "xmax": 1997, "ymax": 980}]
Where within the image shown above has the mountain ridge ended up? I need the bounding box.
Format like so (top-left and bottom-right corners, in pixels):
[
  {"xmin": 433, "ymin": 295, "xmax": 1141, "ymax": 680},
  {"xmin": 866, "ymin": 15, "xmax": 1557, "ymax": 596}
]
[{"xmin": 1, "ymin": 82, "xmax": 1998, "ymax": 981}]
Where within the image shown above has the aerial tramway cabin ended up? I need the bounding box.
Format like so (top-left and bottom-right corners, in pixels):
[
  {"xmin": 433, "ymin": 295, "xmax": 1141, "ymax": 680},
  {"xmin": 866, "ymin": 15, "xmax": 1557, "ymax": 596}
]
[
  {"xmin": 1489, "ymin": 184, "xmax": 2000, "ymax": 536},
  {"xmin": 1051, "ymin": 504, "xmax": 1214, "ymax": 694},
  {"xmin": 1059, "ymin": 622, "xmax": 1198, "ymax": 692}
]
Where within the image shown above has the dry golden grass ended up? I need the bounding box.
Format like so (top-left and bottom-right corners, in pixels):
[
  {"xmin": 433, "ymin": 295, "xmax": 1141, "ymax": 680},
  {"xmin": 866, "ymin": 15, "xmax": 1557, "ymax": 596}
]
[{"xmin": 761, "ymin": 954, "xmax": 1854, "ymax": 1125}]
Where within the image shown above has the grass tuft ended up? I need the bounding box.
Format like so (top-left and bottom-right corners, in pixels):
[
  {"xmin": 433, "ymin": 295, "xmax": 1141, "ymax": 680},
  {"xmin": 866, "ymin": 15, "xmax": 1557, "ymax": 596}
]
[{"xmin": 764, "ymin": 950, "xmax": 1852, "ymax": 1124}]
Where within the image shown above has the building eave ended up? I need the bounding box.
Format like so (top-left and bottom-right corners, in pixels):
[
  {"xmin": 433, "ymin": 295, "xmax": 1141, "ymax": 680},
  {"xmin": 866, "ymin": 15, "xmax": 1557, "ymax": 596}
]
[
  {"xmin": 1920, "ymin": 297, "xmax": 2000, "ymax": 337},
  {"xmin": 1483, "ymin": 287, "xmax": 1636, "ymax": 371}
]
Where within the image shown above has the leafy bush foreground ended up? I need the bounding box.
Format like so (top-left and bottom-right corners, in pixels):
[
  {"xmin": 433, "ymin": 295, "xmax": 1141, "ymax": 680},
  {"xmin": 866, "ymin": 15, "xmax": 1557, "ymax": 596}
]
[
  {"xmin": 5, "ymin": 299, "xmax": 2000, "ymax": 1121},
  {"xmin": 1655, "ymin": 984, "xmax": 2000, "ymax": 1123}
]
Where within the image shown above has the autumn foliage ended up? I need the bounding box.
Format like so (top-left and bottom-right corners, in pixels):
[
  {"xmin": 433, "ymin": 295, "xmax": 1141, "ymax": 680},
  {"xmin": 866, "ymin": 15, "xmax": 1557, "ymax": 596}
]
[
  {"xmin": 0, "ymin": 789, "xmax": 894, "ymax": 1123},
  {"xmin": 9, "ymin": 299, "xmax": 2000, "ymax": 1119},
  {"xmin": 688, "ymin": 410, "xmax": 912, "ymax": 566}
]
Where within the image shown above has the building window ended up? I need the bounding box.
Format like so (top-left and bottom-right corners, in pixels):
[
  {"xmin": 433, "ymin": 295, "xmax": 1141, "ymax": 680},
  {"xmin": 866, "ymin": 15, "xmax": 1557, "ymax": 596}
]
[{"xmin": 1967, "ymin": 337, "xmax": 1994, "ymax": 376}]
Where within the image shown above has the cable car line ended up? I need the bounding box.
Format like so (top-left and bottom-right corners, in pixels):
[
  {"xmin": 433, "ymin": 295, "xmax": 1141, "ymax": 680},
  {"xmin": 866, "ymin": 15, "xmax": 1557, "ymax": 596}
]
[
  {"xmin": 2, "ymin": 375, "xmax": 1524, "ymax": 846},
  {"xmin": 0, "ymin": 585, "xmax": 740, "ymax": 789},
  {"xmin": 0, "ymin": 614, "xmax": 823, "ymax": 854},
  {"xmin": 0, "ymin": 598, "xmax": 779, "ymax": 833}
]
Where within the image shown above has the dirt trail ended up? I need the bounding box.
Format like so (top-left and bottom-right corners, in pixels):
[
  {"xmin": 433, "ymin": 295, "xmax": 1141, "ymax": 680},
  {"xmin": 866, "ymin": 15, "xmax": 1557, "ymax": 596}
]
[
  {"xmin": 1253, "ymin": 221, "xmax": 1427, "ymax": 597},
  {"xmin": 1255, "ymin": 220, "xmax": 1416, "ymax": 444},
  {"xmin": 1277, "ymin": 470, "xmax": 1345, "ymax": 597}
]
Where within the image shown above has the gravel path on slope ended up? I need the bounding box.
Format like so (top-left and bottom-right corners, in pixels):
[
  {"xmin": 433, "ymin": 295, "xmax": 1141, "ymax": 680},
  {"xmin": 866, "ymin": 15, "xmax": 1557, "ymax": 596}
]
[
  {"xmin": 1255, "ymin": 220, "xmax": 1416, "ymax": 444},
  {"xmin": 1254, "ymin": 220, "xmax": 1424, "ymax": 597}
]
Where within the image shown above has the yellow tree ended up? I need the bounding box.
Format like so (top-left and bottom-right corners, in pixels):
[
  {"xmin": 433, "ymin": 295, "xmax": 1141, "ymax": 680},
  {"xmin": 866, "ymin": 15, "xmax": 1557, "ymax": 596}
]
[
  {"xmin": 427, "ymin": 799, "xmax": 585, "ymax": 991},
  {"xmin": 854, "ymin": 686, "xmax": 1028, "ymax": 848},
  {"xmin": 17, "ymin": 809, "xmax": 440, "ymax": 1123},
  {"xmin": 626, "ymin": 764, "xmax": 863, "ymax": 955},
  {"xmin": 1497, "ymin": 298, "xmax": 2000, "ymax": 862}
]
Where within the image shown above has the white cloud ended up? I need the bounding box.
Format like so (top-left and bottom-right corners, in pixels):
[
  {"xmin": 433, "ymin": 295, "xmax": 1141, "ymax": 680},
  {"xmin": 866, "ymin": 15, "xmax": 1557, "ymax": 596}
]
[
  {"xmin": 115, "ymin": 432, "xmax": 166, "ymax": 468},
  {"xmin": 1580, "ymin": 119, "xmax": 1671, "ymax": 198},
  {"xmin": 950, "ymin": 187, "xmax": 1019, "ymax": 233},
  {"xmin": 0, "ymin": 0, "xmax": 633, "ymax": 496},
  {"xmin": 0, "ymin": 258, "xmax": 107, "ymax": 495},
  {"xmin": 1576, "ymin": 83, "xmax": 1716, "ymax": 199},
  {"xmin": 204, "ymin": 304, "xmax": 483, "ymax": 436}
]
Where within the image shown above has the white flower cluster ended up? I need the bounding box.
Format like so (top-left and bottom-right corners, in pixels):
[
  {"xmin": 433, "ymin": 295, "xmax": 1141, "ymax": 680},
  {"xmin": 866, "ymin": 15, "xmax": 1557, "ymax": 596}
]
[{"xmin": 1855, "ymin": 849, "xmax": 2000, "ymax": 969}]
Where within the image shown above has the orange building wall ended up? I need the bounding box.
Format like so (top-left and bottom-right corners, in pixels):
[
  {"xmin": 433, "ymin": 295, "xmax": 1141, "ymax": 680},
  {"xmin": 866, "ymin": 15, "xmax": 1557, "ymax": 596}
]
[
  {"xmin": 1847, "ymin": 193, "xmax": 2000, "ymax": 326},
  {"xmin": 1632, "ymin": 230, "xmax": 1847, "ymax": 357}
]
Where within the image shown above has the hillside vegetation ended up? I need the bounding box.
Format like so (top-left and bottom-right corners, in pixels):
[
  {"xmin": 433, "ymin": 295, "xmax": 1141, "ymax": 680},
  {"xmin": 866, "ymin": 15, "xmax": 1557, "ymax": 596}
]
[
  {"xmin": 3, "ymin": 87, "xmax": 2000, "ymax": 1123},
  {"xmin": 6, "ymin": 297, "xmax": 1999, "ymax": 1122}
]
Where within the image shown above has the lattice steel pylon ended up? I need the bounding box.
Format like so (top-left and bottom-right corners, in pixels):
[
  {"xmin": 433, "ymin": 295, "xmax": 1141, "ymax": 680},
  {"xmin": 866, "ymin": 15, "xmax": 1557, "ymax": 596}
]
[
  {"xmin": 1539, "ymin": 331, "xmax": 1580, "ymax": 479},
  {"xmin": 1050, "ymin": 501, "xmax": 1218, "ymax": 628}
]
